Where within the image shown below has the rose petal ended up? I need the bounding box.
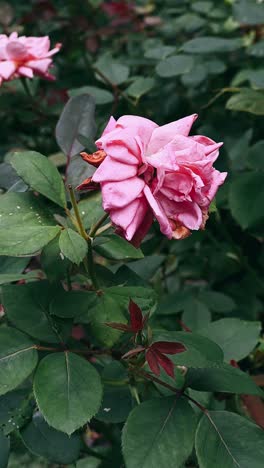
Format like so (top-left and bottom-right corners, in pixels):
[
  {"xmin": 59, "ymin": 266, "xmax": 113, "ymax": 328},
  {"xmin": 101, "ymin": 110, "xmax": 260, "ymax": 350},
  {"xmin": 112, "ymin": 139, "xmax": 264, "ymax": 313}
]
[
  {"xmin": 143, "ymin": 185, "xmax": 172, "ymax": 238},
  {"xmin": 101, "ymin": 177, "xmax": 145, "ymax": 210},
  {"xmin": 147, "ymin": 114, "xmax": 198, "ymax": 154},
  {"xmin": 92, "ymin": 157, "xmax": 138, "ymax": 182}
]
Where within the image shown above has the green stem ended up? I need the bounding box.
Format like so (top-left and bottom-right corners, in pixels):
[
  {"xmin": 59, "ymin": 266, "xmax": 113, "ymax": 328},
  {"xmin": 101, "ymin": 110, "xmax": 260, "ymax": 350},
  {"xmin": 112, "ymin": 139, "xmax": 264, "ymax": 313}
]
[
  {"xmin": 89, "ymin": 212, "xmax": 109, "ymax": 238},
  {"xmin": 68, "ymin": 185, "xmax": 88, "ymax": 240},
  {"xmin": 87, "ymin": 237, "xmax": 99, "ymax": 289},
  {"xmin": 21, "ymin": 77, "xmax": 33, "ymax": 99}
]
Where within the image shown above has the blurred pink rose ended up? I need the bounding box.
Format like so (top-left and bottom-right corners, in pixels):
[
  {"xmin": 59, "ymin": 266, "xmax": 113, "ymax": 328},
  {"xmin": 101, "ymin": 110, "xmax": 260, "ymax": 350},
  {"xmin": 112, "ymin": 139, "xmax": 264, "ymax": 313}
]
[
  {"xmin": 0, "ymin": 32, "xmax": 61, "ymax": 85},
  {"xmin": 89, "ymin": 114, "xmax": 226, "ymax": 244}
]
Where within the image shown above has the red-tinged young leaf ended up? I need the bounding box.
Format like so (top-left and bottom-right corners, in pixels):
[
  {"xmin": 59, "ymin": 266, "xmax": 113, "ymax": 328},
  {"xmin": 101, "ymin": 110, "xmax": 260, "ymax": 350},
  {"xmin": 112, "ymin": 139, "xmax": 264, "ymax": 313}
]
[
  {"xmin": 122, "ymin": 346, "xmax": 145, "ymax": 359},
  {"xmin": 129, "ymin": 299, "xmax": 143, "ymax": 332},
  {"xmin": 152, "ymin": 341, "xmax": 186, "ymax": 355},
  {"xmin": 105, "ymin": 322, "xmax": 131, "ymax": 332},
  {"xmin": 76, "ymin": 177, "xmax": 100, "ymax": 191},
  {"xmin": 146, "ymin": 348, "xmax": 161, "ymax": 376},
  {"xmin": 155, "ymin": 349, "xmax": 175, "ymax": 378}
]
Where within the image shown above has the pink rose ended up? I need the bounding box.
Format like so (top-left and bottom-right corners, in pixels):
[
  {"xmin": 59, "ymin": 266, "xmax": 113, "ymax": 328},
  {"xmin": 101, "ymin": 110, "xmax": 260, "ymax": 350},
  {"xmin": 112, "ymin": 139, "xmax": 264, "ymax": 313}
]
[
  {"xmin": 83, "ymin": 114, "xmax": 226, "ymax": 244},
  {"xmin": 0, "ymin": 32, "xmax": 61, "ymax": 85}
]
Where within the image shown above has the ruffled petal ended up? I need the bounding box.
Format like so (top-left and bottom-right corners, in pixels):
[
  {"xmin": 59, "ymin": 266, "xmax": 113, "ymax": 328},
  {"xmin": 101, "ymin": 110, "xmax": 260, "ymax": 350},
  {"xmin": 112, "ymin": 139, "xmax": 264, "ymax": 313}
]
[
  {"xmin": 92, "ymin": 156, "xmax": 138, "ymax": 182},
  {"xmin": 101, "ymin": 177, "xmax": 145, "ymax": 210},
  {"xmin": 147, "ymin": 114, "xmax": 198, "ymax": 154},
  {"xmin": 116, "ymin": 115, "xmax": 158, "ymax": 148}
]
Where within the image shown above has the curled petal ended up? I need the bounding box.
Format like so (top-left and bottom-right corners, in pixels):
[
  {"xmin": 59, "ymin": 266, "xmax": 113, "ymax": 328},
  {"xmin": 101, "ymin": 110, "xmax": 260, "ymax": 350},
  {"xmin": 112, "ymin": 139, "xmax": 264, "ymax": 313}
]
[
  {"xmin": 147, "ymin": 114, "xmax": 198, "ymax": 154},
  {"xmin": 144, "ymin": 185, "xmax": 172, "ymax": 238},
  {"xmin": 76, "ymin": 177, "xmax": 100, "ymax": 192},
  {"xmin": 80, "ymin": 150, "xmax": 106, "ymax": 167}
]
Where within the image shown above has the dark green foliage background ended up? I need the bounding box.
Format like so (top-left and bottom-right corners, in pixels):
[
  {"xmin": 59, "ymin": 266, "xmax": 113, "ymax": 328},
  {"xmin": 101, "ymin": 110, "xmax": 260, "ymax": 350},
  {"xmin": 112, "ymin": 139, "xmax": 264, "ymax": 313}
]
[{"xmin": 0, "ymin": 0, "xmax": 264, "ymax": 467}]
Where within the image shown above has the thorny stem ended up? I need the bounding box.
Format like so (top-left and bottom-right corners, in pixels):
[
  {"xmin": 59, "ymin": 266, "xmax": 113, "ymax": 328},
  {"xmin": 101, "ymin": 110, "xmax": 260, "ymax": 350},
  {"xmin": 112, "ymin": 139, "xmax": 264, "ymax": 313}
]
[
  {"xmin": 134, "ymin": 368, "xmax": 182, "ymax": 395},
  {"xmin": 68, "ymin": 185, "xmax": 88, "ymax": 240}
]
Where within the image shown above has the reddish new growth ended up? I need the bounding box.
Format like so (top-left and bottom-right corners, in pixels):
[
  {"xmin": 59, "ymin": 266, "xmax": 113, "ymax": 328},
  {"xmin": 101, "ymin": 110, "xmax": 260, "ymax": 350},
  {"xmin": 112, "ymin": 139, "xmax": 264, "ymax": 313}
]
[
  {"xmin": 106, "ymin": 300, "xmax": 186, "ymax": 378},
  {"xmin": 106, "ymin": 299, "xmax": 148, "ymax": 333}
]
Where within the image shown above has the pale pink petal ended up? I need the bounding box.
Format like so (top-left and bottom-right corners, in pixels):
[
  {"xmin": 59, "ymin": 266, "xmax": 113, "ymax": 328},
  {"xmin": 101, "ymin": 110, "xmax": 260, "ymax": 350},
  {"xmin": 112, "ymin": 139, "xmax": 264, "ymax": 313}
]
[
  {"xmin": 6, "ymin": 41, "xmax": 28, "ymax": 60},
  {"xmin": 26, "ymin": 58, "xmax": 52, "ymax": 75},
  {"xmin": 126, "ymin": 197, "xmax": 150, "ymax": 241},
  {"xmin": 92, "ymin": 157, "xmax": 138, "ymax": 182},
  {"xmin": 18, "ymin": 66, "xmax": 34, "ymax": 78},
  {"xmin": 9, "ymin": 32, "xmax": 18, "ymax": 40},
  {"xmin": 147, "ymin": 114, "xmax": 198, "ymax": 154},
  {"xmin": 177, "ymin": 202, "xmax": 203, "ymax": 230},
  {"xmin": 101, "ymin": 177, "xmax": 145, "ymax": 210},
  {"xmin": 101, "ymin": 116, "xmax": 117, "ymax": 136},
  {"xmin": 0, "ymin": 61, "xmax": 16, "ymax": 79},
  {"xmin": 110, "ymin": 198, "xmax": 142, "ymax": 237},
  {"xmin": 143, "ymin": 185, "xmax": 172, "ymax": 238},
  {"xmin": 116, "ymin": 115, "xmax": 158, "ymax": 148},
  {"xmin": 103, "ymin": 136, "xmax": 142, "ymax": 165},
  {"xmin": 203, "ymin": 170, "xmax": 227, "ymax": 206}
]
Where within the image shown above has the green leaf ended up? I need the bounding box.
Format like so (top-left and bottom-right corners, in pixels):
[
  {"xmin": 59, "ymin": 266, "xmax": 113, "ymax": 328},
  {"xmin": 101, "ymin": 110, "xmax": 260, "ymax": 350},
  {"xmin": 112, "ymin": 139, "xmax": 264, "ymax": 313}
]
[
  {"xmin": 40, "ymin": 235, "xmax": 71, "ymax": 282},
  {"xmin": 77, "ymin": 458, "xmax": 101, "ymax": 468},
  {"xmin": 122, "ymin": 397, "xmax": 197, "ymax": 468},
  {"xmin": 94, "ymin": 234, "xmax": 144, "ymax": 260},
  {"xmin": 55, "ymin": 94, "xmax": 96, "ymax": 158},
  {"xmin": 0, "ymin": 430, "xmax": 9, "ymax": 468},
  {"xmin": 247, "ymin": 140, "xmax": 264, "ymax": 170},
  {"xmin": 144, "ymin": 46, "xmax": 175, "ymax": 60},
  {"xmin": 89, "ymin": 293, "xmax": 127, "ymax": 346},
  {"xmin": 128, "ymin": 255, "xmax": 165, "ymax": 280},
  {"xmin": 0, "ymin": 192, "xmax": 60, "ymax": 256},
  {"xmin": 154, "ymin": 331, "xmax": 224, "ymax": 367},
  {"xmin": 69, "ymin": 86, "xmax": 113, "ymax": 104},
  {"xmin": 21, "ymin": 412, "xmax": 81, "ymax": 464},
  {"xmin": 198, "ymin": 291, "xmax": 236, "ymax": 313},
  {"xmin": 0, "ymin": 328, "xmax": 38, "ymax": 396},
  {"xmin": 229, "ymin": 172, "xmax": 264, "ymax": 232},
  {"xmin": 198, "ymin": 318, "xmax": 261, "ymax": 361},
  {"xmin": 95, "ymin": 54, "xmax": 129, "ymax": 85},
  {"xmin": 233, "ymin": 0, "xmax": 264, "ymax": 26},
  {"xmin": 0, "ymin": 272, "xmax": 38, "ymax": 285},
  {"xmin": 186, "ymin": 363, "xmax": 263, "ymax": 395},
  {"xmin": 50, "ymin": 290, "xmax": 97, "ymax": 319},
  {"xmin": 0, "ymin": 162, "xmax": 27, "ymax": 192},
  {"xmin": 10, "ymin": 151, "xmax": 66, "ymax": 208},
  {"xmin": 182, "ymin": 298, "xmax": 211, "ymax": 331},
  {"xmin": 72, "ymin": 193, "xmax": 105, "ymax": 230},
  {"xmin": 248, "ymin": 39, "xmax": 264, "ymax": 58},
  {"xmin": 107, "ymin": 286, "xmax": 157, "ymax": 313},
  {"xmin": 126, "ymin": 78, "xmax": 155, "ymax": 99},
  {"xmin": 226, "ymin": 88, "xmax": 264, "ymax": 115},
  {"xmin": 2, "ymin": 281, "xmax": 61, "ymax": 343},
  {"xmin": 0, "ymin": 256, "xmax": 29, "ymax": 275},
  {"xmin": 196, "ymin": 411, "xmax": 264, "ymax": 468},
  {"xmin": 0, "ymin": 389, "xmax": 33, "ymax": 436},
  {"xmin": 182, "ymin": 37, "xmax": 242, "ymax": 54},
  {"xmin": 33, "ymin": 352, "xmax": 102, "ymax": 435},
  {"xmin": 156, "ymin": 55, "xmax": 194, "ymax": 77},
  {"xmin": 59, "ymin": 229, "xmax": 88, "ymax": 265},
  {"xmin": 96, "ymin": 385, "xmax": 133, "ymax": 423}
]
